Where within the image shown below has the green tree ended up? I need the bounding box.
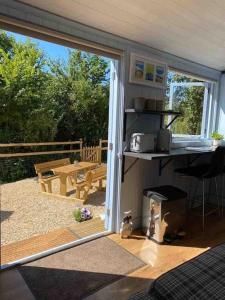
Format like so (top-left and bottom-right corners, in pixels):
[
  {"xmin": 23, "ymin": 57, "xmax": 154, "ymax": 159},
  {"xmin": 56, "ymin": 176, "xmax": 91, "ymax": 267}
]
[
  {"xmin": 0, "ymin": 32, "xmax": 57, "ymax": 142},
  {"xmin": 0, "ymin": 31, "xmax": 14, "ymax": 57},
  {"xmin": 0, "ymin": 33, "xmax": 109, "ymax": 144},
  {"xmin": 49, "ymin": 50, "xmax": 109, "ymax": 144}
]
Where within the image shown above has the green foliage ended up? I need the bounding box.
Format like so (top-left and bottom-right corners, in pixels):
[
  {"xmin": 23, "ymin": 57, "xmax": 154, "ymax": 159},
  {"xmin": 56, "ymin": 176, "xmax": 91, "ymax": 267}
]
[
  {"xmin": 0, "ymin": 32, "xmax": 57, "ymax": 142},
  {"xmin": 166, "ymin": 72, "xmax": 204, "ymax": 135},
  {"xmin": 49, "ymin": 51, "xmax": 109, "ymax": 144},
  {"xmin": 211, "ymin": 132, "xmax": 224, "ymax": 140},
  {"xmin": 0, "ymin": 32, "xmax": 109, "ymax": 144},
  {"xmin": 0, "ymin": 31, "xmax": 14, "ymax": 59},
  {"xmin": 73, "ymin": 208, "xmax": 82, "ymax": 222}
]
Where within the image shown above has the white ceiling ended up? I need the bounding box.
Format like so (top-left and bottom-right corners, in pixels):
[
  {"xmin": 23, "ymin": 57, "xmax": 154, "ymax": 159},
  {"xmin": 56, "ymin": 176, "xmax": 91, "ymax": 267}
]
[{"xmin": 19, "ymin": 0, "xmax": 225, "ymax": 71}]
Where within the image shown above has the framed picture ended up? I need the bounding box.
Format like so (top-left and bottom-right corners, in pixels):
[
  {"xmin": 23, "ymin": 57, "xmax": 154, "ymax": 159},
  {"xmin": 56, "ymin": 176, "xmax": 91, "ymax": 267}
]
[{"xmin": 129, "ymin": 53, "xmax": 167, "ymax": 89}]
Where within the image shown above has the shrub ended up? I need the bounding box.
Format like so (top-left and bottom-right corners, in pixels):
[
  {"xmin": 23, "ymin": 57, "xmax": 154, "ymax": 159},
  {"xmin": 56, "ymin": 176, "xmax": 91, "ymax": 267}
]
[{"xmin": 211, "ymin": 132, "xmax": 224, "ymax": 140}]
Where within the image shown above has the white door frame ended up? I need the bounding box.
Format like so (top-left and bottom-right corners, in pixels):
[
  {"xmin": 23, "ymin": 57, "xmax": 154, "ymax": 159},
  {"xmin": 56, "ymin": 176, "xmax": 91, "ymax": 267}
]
[
  {"xmin": 1, "ymin": 54, "xmax": 125, "ymax": 270},
  {"xmin": 105, "ymin": 56, "xmax": 125, "ymax": 232}
]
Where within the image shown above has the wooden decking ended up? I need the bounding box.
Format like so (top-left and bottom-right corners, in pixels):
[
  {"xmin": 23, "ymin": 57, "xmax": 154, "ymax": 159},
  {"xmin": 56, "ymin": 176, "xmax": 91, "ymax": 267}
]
[{"xmin": 1, "ymin": 218, "xmax": 105, "ymax": 265}]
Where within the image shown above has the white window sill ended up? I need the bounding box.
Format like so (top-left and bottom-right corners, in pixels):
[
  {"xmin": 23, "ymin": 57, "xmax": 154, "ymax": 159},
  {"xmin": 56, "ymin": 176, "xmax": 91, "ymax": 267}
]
[{"xmin": 171, "ymin": 138, "xmax": 212, "ymax": 149}]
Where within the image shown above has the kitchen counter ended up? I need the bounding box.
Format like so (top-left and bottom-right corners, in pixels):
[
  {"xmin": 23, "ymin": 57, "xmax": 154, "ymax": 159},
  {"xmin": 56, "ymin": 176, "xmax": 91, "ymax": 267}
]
[{"xmin": 123, "ymin": 147, "xmax": 214, "ymax": 161}]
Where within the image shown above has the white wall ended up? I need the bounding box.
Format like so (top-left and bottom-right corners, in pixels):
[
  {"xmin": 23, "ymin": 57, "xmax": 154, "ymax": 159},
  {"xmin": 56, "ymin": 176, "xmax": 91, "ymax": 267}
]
[{"xmin": 1, "ymin": 0, "xmax": 223, "ymax": 230}]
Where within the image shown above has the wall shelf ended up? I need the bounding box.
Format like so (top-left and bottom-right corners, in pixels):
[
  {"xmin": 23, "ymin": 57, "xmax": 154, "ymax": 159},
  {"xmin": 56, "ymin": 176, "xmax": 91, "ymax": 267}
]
[{"xmin": 122, "ymin": 148, "xmax": 213, "ymax": 180}]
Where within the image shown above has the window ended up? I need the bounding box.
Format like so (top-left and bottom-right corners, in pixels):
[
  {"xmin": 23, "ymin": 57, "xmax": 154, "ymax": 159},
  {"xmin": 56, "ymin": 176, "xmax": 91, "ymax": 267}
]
[{"xmin": 166, "ymin": 70, "xmax": 214, "ymax": 140}]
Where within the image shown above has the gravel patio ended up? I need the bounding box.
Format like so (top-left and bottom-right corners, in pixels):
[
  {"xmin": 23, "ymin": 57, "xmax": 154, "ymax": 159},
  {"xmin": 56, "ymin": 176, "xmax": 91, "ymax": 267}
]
[{"xmin": 1, "ymin": 177, "xmax": 106, "ymax": 245}]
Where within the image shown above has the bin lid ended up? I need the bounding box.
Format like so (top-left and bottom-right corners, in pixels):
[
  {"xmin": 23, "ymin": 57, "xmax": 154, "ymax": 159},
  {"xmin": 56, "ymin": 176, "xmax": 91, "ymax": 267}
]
[{"xmin": 143, "ymin": 185, "xmax": 187, "ymax": 201}]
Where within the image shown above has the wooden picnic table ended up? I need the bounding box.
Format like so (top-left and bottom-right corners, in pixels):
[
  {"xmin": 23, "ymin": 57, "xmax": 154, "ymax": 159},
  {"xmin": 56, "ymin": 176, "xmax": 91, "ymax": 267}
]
[{"xmin": 51, "ymin": 161, "xmax": 98, "ymax": 196}]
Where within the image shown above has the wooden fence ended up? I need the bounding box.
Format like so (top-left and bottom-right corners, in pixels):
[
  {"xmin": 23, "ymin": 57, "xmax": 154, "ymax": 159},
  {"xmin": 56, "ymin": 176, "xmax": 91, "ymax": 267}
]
[
  {"xmin": 0, "ymin": 139, "xmax": 108, "ymax": 183},
  {"xmin": 0, "ymin": 139, "xmax": 108, "ymax": 158}
]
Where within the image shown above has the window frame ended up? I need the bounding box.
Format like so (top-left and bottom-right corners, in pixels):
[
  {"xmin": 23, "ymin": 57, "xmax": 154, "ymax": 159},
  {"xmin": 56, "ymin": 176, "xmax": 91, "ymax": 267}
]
[{"xmin": 167, "ymin": 70, "xmax": 217, "ymax": 142}]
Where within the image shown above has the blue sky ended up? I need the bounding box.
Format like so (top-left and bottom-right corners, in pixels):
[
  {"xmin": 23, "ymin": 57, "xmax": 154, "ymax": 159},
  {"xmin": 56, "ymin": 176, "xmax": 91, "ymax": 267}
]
[
  {"xmin": 6, "ymin": 31, "xmax": 111, "ymax": 64},
  {"xmin": 7, "ymin": 31, "xmax": 70, "ymax": 62},
  {"xmin": 6, "ymin": 30, "xmax": 111, "ymax": 81}
]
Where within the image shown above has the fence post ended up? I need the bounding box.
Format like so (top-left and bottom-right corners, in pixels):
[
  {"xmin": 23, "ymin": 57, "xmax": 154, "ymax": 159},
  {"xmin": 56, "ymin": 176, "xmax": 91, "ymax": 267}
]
[
  {"xmin": 99, "ymin": 139, "xmax": 102, "ymax": 164},
  {"xmin": 79, "ymin": 139, "xmax": 83, "ymax": 160}
]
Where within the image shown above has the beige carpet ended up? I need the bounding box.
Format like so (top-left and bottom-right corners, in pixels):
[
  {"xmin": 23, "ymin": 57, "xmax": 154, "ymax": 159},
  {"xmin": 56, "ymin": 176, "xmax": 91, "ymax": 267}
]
[{"xmin": 19, "ymin": 236, "xmax": 145, "ymax": 300}]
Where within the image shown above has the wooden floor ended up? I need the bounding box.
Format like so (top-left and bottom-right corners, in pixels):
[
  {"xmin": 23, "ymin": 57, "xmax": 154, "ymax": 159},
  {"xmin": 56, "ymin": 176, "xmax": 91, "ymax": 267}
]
[
  {"xmin": 1, "ymin": 214, "xmax": 225, "ymax": 300},
  {"xmin": 1, "ymin": 218, "xmax": 105, "ymax": 265},
  {"xmin": 87, "ymin": 214, "xmax": 225, "ymax": 300}
]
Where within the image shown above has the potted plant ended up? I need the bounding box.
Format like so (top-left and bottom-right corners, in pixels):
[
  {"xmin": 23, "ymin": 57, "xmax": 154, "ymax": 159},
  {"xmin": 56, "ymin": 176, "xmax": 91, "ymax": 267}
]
[
  {"xmin": 73, "ymin": 207, "xmax": 92, "ymax": 222},
  {"xmin": 211, "ymin": 132, "xmax": 224, "ymax": 147}
]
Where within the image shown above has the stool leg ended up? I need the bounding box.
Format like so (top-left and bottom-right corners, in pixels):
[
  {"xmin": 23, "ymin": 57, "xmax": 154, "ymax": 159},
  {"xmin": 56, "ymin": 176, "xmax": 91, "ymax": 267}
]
[
  {"xmin": 207, "ymin": 179, "xmax": 212, "ymax": 203},
  {"xmin": 221, "ymin": 174, "xmax": 225, "ymax": 217},
  {"xmin": 191, "ymin": 179, "xmax": 199, "ymax": 209},
  {"xmin": 214, "ymin": 177, "xmax": 220, "ymax": 216},
  {"xmin": 202, "ymin": 179, "xmax": 205, "ymax": 232},
  {"xmin": 184, "ymin": 177, "xmax": 191, "ymax": 212}
]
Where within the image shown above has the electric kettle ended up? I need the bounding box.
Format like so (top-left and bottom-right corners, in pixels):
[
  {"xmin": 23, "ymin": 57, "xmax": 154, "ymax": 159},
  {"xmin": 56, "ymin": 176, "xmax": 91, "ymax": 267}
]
[{"xmin": 157, "ymin": 128, "xmax": 172, "ymax": 152}]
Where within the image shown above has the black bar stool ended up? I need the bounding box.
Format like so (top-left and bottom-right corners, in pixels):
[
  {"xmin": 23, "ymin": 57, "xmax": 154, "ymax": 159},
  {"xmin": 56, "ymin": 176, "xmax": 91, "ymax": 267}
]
[
  {"xmin": 175, "ymin": 146, "xmax": 225, "ymax": 231},
  {"xmin": 222, "ymin": 167, "xmax": 225, "ymax": 216}
]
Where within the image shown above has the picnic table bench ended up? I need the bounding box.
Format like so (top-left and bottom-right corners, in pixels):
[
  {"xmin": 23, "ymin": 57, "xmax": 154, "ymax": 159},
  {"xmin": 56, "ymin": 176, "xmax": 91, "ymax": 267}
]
[
  {"xmin": 51, "ymin": 161, "xmax": 98, "ymax": 198},
  {"xmin": 34, "ymin": 159, "xmax": 107, "ymax": 202},
  {"xmin": 75, "ymin": 164, "xmax": 107, "ymax": 202},
  {"xmin": 34, "ymin": 158, "xmax": 71, "ymax": 193}
]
